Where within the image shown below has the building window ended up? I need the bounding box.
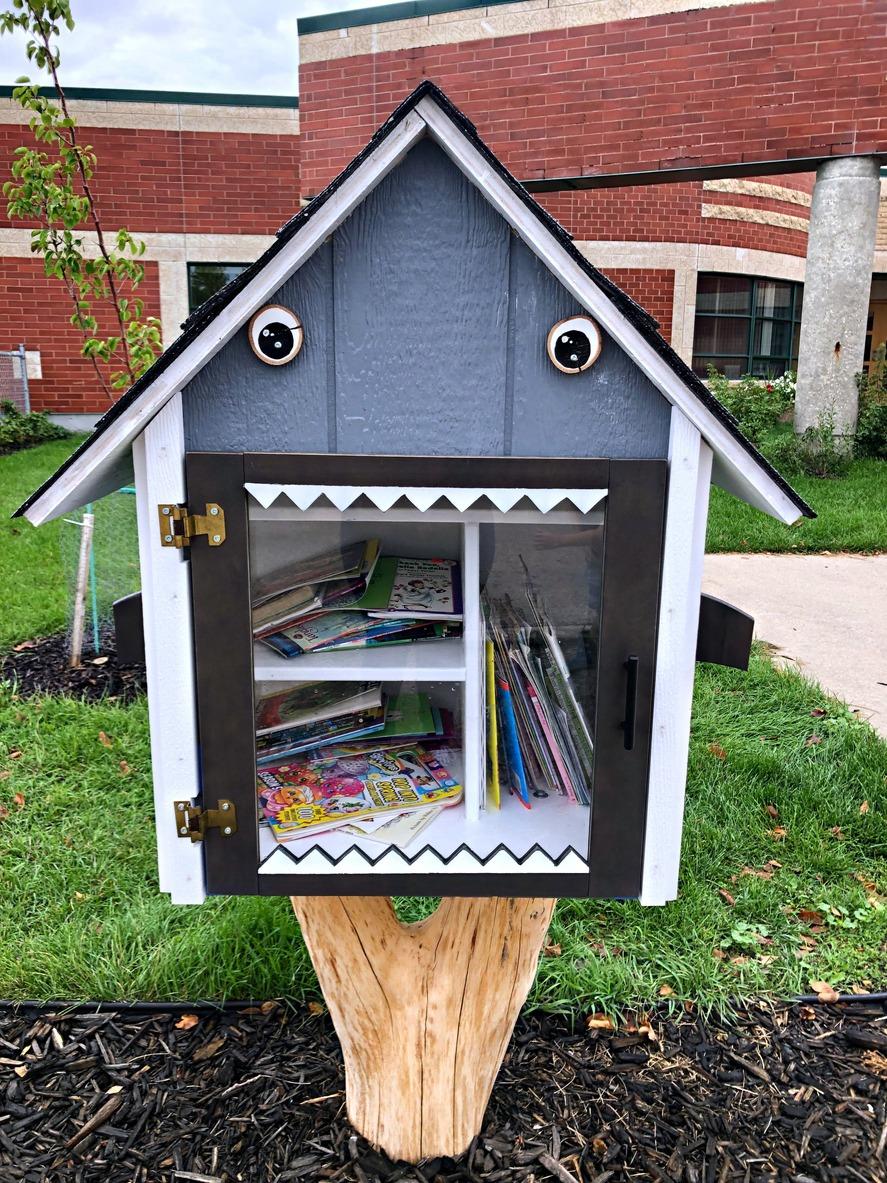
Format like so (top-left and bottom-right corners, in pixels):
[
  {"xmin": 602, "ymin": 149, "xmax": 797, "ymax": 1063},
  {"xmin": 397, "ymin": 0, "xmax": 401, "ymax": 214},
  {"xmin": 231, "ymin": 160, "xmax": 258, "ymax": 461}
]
[
  {"xmin": 187, "ymin": 263, "xmax": 249, "ymax": 313},
  {"xmin": 692, "ymin": 274, "xmax": 803, "ymax": 379}
]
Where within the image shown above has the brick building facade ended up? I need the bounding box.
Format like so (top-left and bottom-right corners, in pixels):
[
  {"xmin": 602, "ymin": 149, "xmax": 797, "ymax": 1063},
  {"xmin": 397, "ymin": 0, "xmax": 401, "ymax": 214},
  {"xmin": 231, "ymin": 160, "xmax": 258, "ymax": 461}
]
[
  {"xmin": 0, "ymin": 89, "xmax": 299, "ymax": 422},
  {"xmin": 1, "ymin": 0, "xmax": 886, "ymax": 421},
  {"xmin": 297, "ymin": 0, "xmax": 886, "ymax": 387}
]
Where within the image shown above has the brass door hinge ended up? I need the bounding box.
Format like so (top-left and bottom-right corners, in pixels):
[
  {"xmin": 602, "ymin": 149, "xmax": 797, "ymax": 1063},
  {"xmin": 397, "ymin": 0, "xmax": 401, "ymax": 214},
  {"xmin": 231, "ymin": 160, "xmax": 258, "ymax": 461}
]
[
  {"xmin": 174, "ymin": 799, "xmax": 237, "ymax": 842},
  {"xmin": 158, "ymin": 502, "xmax": 226, "ymax": 548}
]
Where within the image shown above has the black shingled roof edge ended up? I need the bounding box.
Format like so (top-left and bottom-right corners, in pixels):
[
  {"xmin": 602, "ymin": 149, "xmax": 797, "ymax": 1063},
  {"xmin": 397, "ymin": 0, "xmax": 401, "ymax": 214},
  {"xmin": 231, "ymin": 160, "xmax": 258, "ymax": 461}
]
[{"xmin": 15, "ymin": 80, "xmax": 814, "ymax": 521}]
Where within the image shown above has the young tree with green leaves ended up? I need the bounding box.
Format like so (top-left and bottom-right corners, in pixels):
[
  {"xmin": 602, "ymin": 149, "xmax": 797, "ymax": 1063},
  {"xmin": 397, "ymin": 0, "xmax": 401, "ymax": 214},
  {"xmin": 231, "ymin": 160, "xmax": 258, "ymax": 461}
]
[{"xmin": 0, "ymin": 0, "xmax": 161, "ymax": 398}]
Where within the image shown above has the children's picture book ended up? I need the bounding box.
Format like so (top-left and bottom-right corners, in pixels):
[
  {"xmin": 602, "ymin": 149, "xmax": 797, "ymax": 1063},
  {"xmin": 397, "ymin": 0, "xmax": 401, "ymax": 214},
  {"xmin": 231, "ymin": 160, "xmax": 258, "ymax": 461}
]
[
  {"xmin": 256, "ymin": 705, "xmax": 388, "ymax": 763},
  {"xmin": 485, "ymin": 590, "xmax": 594, "ymax": 809},
  {"xmin": 485, "ymin": 638, "xmax": 500, "ymax": 809},
  {"xmin": 363, "ymin": 557, "xmax": 462, "ymax": 620},
  {"xmin": 252, "ymin": 583, "xmax": 322, "ymax": 636},
  {"xmin": 261, "ymin": 618, "xmax": 461, "ymax": 659},
  {"xmin": 255, "ymin": 681, "xmax": 381, "ymax": 736},
  {"xmin": 257, "ymin": 744, "xmax": 463, "ymax": 838},
  {"xmin": 260, "ymin": 611, "xmax": 410, "ymax": 656},
  {"xmin": 344, "ymin": 805, "xmax": 444, "ymax": 849},
  {"xmin": 252, "ymin": 539, "xmax": 380, "ymax": 605}
]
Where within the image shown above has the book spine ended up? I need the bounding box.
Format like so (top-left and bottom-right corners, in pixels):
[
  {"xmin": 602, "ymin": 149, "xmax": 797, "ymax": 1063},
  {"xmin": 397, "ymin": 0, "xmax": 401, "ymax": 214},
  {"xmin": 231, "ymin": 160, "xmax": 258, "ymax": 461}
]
[{"xmin": 496, "ymin": 677, "xmax": 530, "ymax": 808}]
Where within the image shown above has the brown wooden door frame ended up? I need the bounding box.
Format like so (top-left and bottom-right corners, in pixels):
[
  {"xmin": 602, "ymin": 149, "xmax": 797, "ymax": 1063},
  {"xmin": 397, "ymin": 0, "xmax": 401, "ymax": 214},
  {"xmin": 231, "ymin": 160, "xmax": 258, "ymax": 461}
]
[{"xmin": 186, "ymin": 451, "xmax": 666, "ymax": 898}]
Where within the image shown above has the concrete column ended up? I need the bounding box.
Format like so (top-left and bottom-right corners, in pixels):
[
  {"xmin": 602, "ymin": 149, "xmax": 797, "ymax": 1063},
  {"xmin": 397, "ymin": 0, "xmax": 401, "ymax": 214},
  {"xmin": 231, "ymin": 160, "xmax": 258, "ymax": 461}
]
[{"xmin": 795, "ymin": 156, "xmax": 881, "ymax": 434}]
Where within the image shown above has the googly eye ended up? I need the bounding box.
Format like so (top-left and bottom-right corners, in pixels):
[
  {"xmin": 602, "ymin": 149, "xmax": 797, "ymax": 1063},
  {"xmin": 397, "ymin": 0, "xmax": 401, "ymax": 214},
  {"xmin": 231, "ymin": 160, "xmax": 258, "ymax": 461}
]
[
  {"xmin": 546, "ymin": 315, "xmax": 601, "ymax": 374},
  {"xmin": 248, "ymin": 305, "xmax": 304, "ymax": 365}
]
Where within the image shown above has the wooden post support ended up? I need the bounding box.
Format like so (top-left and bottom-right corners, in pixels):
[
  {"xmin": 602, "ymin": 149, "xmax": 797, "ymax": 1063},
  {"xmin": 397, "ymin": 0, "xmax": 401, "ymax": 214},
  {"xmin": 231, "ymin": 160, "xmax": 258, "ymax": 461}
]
[{"xmin": 292, "ymin": 895, "xmax": 556, "ymax": 1163}]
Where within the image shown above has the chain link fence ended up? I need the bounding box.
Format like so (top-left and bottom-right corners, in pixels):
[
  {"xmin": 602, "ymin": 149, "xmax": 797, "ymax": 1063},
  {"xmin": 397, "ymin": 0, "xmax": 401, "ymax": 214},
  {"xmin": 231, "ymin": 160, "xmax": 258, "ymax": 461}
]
[
  {"xmin": 61, "ymin": 488, "xmax": 141, "ymax": 661},
  {"xmin": 0, "ymin": 345, "xmax": 30, "ymax": 413}
]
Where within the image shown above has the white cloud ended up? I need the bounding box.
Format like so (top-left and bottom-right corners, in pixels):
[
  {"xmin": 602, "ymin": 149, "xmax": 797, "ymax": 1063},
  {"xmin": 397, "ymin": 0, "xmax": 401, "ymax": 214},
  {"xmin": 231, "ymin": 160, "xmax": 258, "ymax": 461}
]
[{"xmin": 0, "ymin": 0, "xmax": 396, "ymax": 96}]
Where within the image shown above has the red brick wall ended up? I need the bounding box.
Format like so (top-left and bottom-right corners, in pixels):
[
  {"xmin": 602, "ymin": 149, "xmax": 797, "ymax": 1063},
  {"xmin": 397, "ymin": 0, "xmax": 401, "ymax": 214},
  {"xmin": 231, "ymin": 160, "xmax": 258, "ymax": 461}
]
[
  {"xmin": 299, "ymin": 0, "xmax": 886, "ymax": 199},
  {"xmin": 0, "ymin": 126, "xmax": 300, "ymax": 236},
  {"xmin": 600, "ymin": 268, "xmax": 675, "ymax": 341},
  {"xmin": 0, "ymin": 258, "xmax": 161, "ymax": 415},
  {"xmin": 0, "ymin": 117, "xmax": 300, "ymax": 414}
]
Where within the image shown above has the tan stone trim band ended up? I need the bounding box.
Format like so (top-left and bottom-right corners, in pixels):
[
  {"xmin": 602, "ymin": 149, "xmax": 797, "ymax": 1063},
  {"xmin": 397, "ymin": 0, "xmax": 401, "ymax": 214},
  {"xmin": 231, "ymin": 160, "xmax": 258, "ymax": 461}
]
[
  {"xmin": 703, "ymin": 179, "xmax": 812, "ymax": 208},
  {"xmin": 0, "ymin": 228, "xmax": 274, "ymax": 345},
  {"xmin": 299, "ymin": 0, "xmax": 772, "ymax": 63},
  {"xmin": 0, "ymin": 97, "xmax": 298, "ymax": 135},
  {"xmin": 0, "ymin": 228, "xmax": 274, "ymax": 262},
  {"xmin": 574, "ymin": 239, "xmax": 808, "ymax": 362},
  {"xmin": 701, "ymin": 204, "xmax": 809, "ymax": 234}
]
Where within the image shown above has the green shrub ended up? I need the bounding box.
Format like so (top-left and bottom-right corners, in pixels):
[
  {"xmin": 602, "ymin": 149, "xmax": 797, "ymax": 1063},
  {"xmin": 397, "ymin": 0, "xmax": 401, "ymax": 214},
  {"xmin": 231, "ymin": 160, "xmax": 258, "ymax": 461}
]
[
  {"xmin": 0, "ymin": 400, "xmax": 69, "ymax": 455},
  {"xmin": 855, "ymin": 351, "xmax": 887, "ymax": 460},
  {"xmin": 705, "ymin": 365, "xmax": 795, "ymax": 445},
  {"xmin": 764, "ymin": 408, "xmax": 852, "ymax": 479}
]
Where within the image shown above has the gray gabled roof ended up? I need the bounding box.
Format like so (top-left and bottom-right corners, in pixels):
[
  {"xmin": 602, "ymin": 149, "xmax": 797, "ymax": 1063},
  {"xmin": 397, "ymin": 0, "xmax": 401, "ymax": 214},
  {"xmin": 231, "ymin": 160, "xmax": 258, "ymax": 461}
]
[{"xmin": 16, "ymin": 80, "xmax": 813, "ymax": 524}]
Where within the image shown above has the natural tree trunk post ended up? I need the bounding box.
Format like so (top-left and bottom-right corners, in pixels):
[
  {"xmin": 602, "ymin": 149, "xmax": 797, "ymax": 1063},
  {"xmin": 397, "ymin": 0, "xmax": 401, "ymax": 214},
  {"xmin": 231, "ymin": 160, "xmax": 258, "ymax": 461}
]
[{"xmin": 291, "ymin": 895, "xmax": 556, "ymax": 1163}]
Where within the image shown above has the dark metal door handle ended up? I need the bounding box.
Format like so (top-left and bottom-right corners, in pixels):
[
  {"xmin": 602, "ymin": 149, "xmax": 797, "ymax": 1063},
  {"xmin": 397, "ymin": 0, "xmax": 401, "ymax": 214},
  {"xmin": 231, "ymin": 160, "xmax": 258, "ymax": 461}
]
[{"xmin": 621, "ymin": 656, "xmax": 639, "ymax": 751}]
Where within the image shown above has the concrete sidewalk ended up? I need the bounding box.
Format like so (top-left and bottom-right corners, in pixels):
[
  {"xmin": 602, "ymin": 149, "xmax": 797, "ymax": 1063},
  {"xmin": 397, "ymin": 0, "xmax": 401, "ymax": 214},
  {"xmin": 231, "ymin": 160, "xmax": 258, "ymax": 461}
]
[{"xmin": 702, "ymin": 553, "xmax": 887, "ymax": 737}]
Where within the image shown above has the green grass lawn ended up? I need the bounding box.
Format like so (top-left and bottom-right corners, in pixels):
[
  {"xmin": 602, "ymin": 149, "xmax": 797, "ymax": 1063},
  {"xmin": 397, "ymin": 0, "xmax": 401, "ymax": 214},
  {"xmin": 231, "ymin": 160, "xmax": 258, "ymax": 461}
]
[
  {"xmin": 0, "ymin": 652, "xmax": 884, "ymax": 1007},
  {"xmin": 0, "ymin": 435, "xmax": 85, "ymax": 650},
  {"xmin": 707, "ymin": 456, "xmax": 886, "ymax": 554},
  {"xmin": 0, "ymin": 440, "xmax": 885, "ymax": 1008}
]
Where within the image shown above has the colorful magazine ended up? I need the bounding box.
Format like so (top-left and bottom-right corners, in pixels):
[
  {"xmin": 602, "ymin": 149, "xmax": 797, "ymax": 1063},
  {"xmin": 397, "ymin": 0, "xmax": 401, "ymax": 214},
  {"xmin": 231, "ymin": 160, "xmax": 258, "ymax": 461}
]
[
  {"xmin": 255, "ymin": 681, "xmax": 381, "ymax": 735},
  {"xmin": 257, "ymin": 744, "xmax": 463, "ymax": 836}
]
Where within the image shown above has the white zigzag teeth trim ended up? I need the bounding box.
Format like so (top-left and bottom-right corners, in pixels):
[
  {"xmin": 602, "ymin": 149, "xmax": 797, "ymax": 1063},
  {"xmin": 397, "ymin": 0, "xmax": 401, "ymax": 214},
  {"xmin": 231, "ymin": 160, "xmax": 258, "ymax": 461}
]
[
  {"xmin": 244, "ymin": 484, "xmax": 608, "ymax": 514},
  {"xmin": 258, "ymin": 842, "xmax": 589, "ymax": 876}
]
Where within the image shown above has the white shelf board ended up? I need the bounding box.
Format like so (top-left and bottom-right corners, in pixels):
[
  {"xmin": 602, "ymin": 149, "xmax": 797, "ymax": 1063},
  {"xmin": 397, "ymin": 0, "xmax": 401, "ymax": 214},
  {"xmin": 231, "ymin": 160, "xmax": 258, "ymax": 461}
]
[
  {"xmin": 253, "ymin": 636, "xmax": 467, "ymax": 682},
  {"xmin": 258, "ymin": 787, "xmax": 590, "ymax": 873}
]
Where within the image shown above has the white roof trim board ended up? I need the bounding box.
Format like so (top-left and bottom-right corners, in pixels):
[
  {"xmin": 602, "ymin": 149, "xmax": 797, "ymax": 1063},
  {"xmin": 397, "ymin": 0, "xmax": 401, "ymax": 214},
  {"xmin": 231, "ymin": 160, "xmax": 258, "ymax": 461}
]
[
  {"xmin": 244, "ymin": 483, "xmax": 608, "ymax": 514},
  {"xmin": 17, "ymin": 83, "xmax": 811, "ymax": 528}
]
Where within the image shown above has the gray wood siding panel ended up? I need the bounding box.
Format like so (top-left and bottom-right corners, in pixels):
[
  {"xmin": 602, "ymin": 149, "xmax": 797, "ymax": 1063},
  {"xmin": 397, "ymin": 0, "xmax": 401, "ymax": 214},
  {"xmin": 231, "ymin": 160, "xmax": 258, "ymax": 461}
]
[
  {"xmin": 183, "ymin": 243, "xmax": 333, "ymax": 452},
  {"xmin": 333, "ymin": 137, "xmax": 510, "ymax": 455},
  {"xmin": 182, "ymin": 138, "xmax": 670, "ymax": 460},
  {"xmin": 508, "ymin": 238, "xmax": 670, "ymax": 458}
]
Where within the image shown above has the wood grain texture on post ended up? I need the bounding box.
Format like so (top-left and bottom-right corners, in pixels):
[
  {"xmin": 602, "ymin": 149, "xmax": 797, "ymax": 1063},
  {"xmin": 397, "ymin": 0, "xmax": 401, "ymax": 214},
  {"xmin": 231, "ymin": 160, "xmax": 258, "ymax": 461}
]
[{"xmin": 291, "ymin": 895, "xmax": 556, "ymax": 1162}]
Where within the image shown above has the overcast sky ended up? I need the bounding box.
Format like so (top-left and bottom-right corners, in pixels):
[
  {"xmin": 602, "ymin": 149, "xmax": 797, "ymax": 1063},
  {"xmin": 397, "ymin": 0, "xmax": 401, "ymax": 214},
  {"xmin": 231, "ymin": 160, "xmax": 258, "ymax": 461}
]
[{"xmin": 0, "ymin": 0, "xmax": 392, "ymax": 96}]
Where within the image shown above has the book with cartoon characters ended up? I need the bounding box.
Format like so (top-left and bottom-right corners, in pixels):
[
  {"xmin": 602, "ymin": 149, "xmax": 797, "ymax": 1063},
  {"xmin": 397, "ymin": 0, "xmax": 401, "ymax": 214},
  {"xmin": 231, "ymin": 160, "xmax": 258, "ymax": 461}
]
[
  {"xmin": 257, "ymin": 744, "xmax": 463, "ymax": 839},
  {"xmin": 365, "ymin": 557, "xmax": 462, "ymax": 621}
]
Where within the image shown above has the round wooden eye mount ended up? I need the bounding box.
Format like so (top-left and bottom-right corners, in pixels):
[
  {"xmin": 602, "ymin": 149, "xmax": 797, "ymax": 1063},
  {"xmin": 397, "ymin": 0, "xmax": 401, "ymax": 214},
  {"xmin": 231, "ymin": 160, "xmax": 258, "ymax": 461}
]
[
  {"xmin": 248, "ymin": 304, "xmax": 304, "ymax": 365},
  {"xmin": 546, "ymin": 315, "xmax": 602, "ymax": 374}
]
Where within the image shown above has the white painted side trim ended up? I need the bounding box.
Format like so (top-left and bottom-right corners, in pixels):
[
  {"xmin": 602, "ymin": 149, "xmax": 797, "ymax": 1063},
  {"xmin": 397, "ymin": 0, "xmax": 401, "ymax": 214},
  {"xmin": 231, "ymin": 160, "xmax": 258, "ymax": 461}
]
[
  {"xmin": 461, "ymin": 521, "xmax": 483, "ymax": 822},
  {"xmin": 641, "ymin": 406, "xmax": 712, "ymax": 905},
  {"xmin": 416, "ymin": 95, "xmax": 801, "ymax": 525},
  {"xmin": 23, "ymin": 108, "xmax": 427, "ymax": 527},
  {"xmin": 132, "ymin": 393, "xmax": 205, "ymax": 905}
]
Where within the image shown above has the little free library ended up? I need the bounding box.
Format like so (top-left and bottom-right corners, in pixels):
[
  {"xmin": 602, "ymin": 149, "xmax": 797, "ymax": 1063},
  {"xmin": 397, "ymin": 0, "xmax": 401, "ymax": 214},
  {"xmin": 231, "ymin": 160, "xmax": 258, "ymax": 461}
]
[{"xmin": 16, "ymin": 83, "xmax": 812, "ymax": 1161}]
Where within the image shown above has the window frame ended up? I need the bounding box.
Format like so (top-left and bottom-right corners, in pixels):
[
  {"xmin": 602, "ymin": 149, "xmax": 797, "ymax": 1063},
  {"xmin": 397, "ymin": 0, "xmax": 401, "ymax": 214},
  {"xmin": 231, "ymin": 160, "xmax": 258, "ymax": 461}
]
[
  {"xmin": 692, "ymin": 273, "xmax": 804, "ymax": 379},
  {"xmin": 186, "ymin": 262, "xmax": 250, "ymax": 315}
]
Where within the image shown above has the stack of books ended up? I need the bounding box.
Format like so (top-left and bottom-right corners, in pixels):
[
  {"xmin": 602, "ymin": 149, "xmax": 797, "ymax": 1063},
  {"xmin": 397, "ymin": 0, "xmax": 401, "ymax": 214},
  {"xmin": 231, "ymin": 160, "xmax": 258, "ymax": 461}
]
[
  {"xmin": 256, "ymin": 681, "xmax": 463, "ymax": 845},
  {"xmin": 253, "ymin": 541, "xmax": 463, "ymax": 658},
  {"xmin": 485, "ymin": 590, "xmax": 594, "ymax": 810}
]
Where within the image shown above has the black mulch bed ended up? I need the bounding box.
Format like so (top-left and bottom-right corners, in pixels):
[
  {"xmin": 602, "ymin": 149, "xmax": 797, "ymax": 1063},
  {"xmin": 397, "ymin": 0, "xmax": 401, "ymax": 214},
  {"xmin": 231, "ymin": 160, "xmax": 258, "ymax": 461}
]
[
  {"xmin": 1, "ymin": 1001, "xmax": 885, "ymax": 1183},
  {"xmin": 1, "ymin": 630, "xmax": 146, "ymax": 704}
]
